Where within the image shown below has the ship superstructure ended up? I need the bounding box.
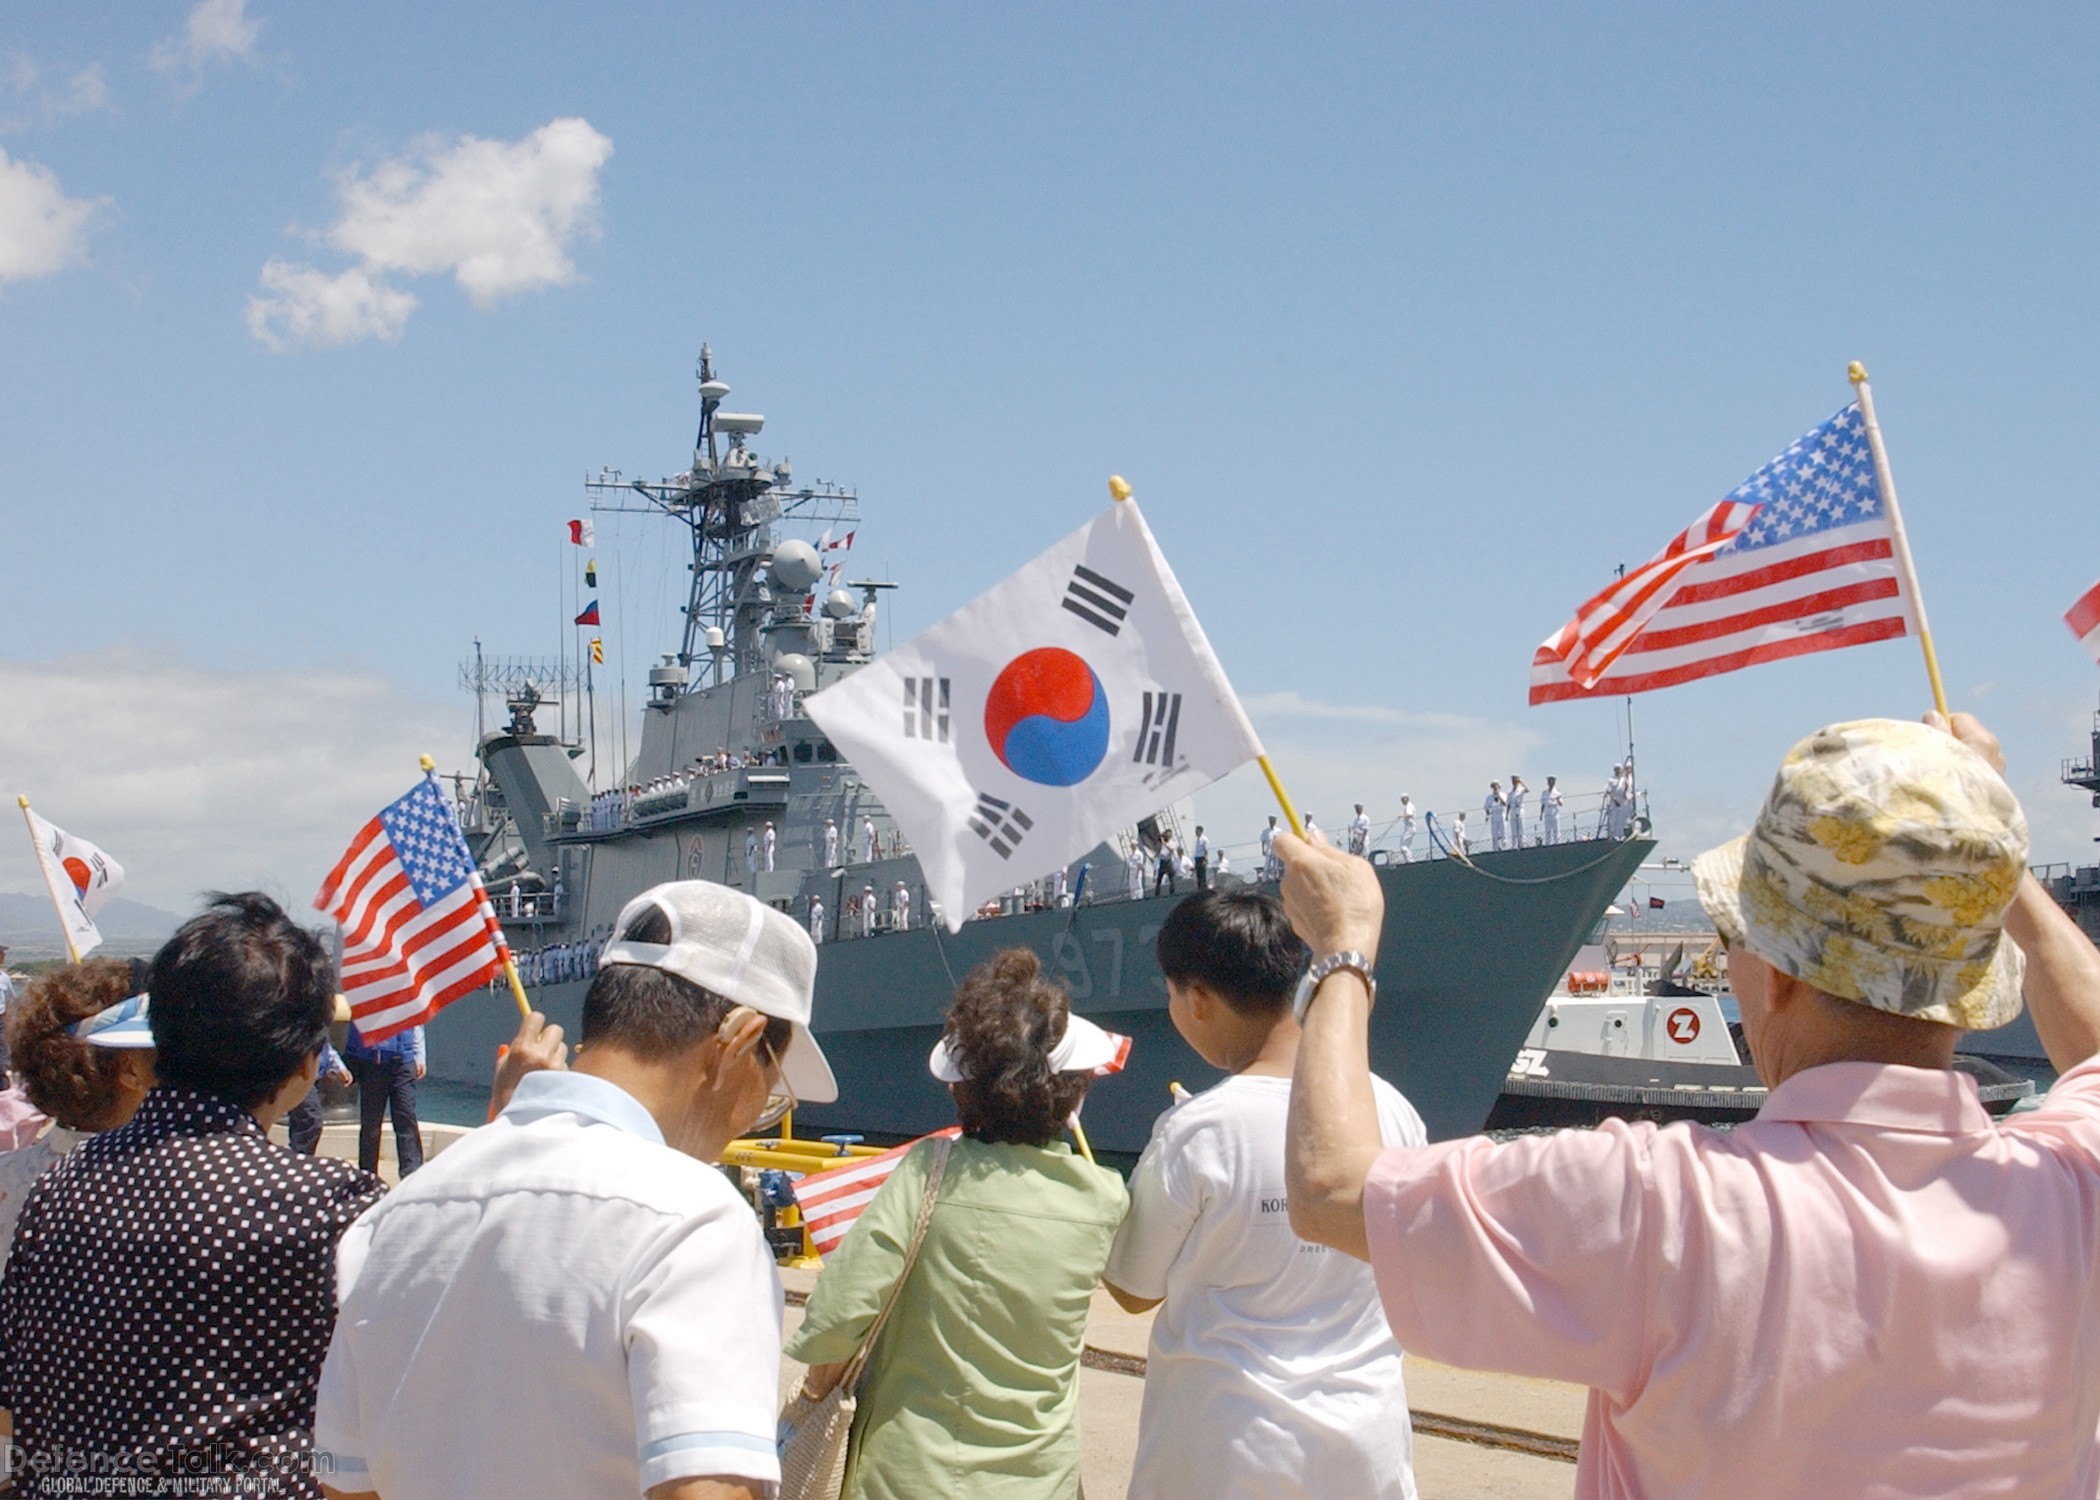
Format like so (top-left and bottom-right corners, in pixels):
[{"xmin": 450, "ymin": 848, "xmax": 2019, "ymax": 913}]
[{"xmin": 428, "ymin": 352, "xmax": 1654, "ymax": 1150}]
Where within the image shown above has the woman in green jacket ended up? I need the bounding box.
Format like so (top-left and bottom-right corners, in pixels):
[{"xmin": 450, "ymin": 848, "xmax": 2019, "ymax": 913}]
[{"xmin": 786, "ymin": 948, "xmax": 1131, "ymax": 1498}]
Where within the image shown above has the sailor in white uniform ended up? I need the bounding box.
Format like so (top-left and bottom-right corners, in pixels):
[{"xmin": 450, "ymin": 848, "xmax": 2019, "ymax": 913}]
[
  {"xmin": 1348, "ymin": 804, "xmax": 1370, "ymax": 857},
  {"xmin": 1541, "ymin": 776, "xmax": 1563, "ymax": 844},
  {"xmin": 1508, "ymin": 776, "xmax": 1528, "ymax": 848},
  {"xmin": 892, "ymin": 881, "xmax": 912, "ymax": 931},
  {"xmin": 1605, "ymin": 764, "xmax": 1630, "ymax": 840},
  {"xmin": 861, "ymin": 884, "xmax": 878, "ymax": 936},
  {"xmin": 1485, "ymin": 782, "xmax": 1508, "ymax": 851},
  {"xmin": 1258, "ymin": 816, "xmax": 1280, "ymax": 879},
  {"xmin": 1127, "ymin": 843, "xmax": 1148, "ymax": 901},
  {"xmin": 1303, "ymin": 814, "xmax": 1324, "ymax": 848},
  {"xmin": 808, "ymin": 896, "xmax": 825, "ymax": 944},
  {"xmin": 1451, "ymin": 809, "xmax": 1469, "ymax": 854},
  {"xmin": 762, "ymin": 820, "xmax": 777, "ymax": 872},
  {"xmin": 1397, "ymin": 796, "xmax": 1416, "ymax": 862},
  {"xmin": 860, "ymin": 816, "xmax": 876, "ymax": 864},
  {"xmin": 822, "ymin": 818, "xmax": 840, "ymax": 868}
]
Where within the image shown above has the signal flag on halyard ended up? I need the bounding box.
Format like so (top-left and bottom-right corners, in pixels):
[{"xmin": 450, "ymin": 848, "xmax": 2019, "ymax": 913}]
[
  {"xmin": 2065, "ymin": 578, "xmax": 2100, "ymax": 667},
  {"xmin": 568, "ymin": 518, "xmax": 594, "ymax": 546},
  {"xmin": 590, "ymin": 636, "xmax": 605, "ymax": 666},
  {"xmin": 574, "ymin": 599, "xmax": 600, "ymax": 627},
  {"xmin": 314, "ymin": 775, "xmax": 511, "ymax": 1043},
  {"xmin": 794, "ymin": 1129, "xmax": 961, "ymax": 1254},
  {"xmin": 23, "ymin": 808, "xmax": 123, "ymax": 957},
  {"xmin": 1530, "ymin": 403, "xmax": 1908, "ymax": 703},
  {"xmin": 803, "ymin": 499, "xmax": 1264, "ymax": 929}
]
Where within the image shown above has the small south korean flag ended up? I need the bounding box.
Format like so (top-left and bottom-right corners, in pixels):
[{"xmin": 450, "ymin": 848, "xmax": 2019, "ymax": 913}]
[
  {"xmin": 804, "ymin": 493, "xmax": 1264, "ymax": 929},
  {"xmin": 21, "ymin": 804, "xmax": 125, "ymax": 958}
]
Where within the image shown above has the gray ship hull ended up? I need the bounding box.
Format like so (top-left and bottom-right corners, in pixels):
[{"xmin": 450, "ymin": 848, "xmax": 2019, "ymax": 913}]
[{"xmin": 429, "ymin": 836, "xmax": 1653, "ymax": 1150}]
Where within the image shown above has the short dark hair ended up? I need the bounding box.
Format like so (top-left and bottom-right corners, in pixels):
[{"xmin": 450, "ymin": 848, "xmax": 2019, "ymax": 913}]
[
  {"xmin": 1155, "ymin": 887, "xmax": 1309, "ymax": 1018},
  {"xmin": 7, "ymin": 958, "xmax": 140, "ymax": 1130},
  {"xmin": 581, "ymin": 901, "xmax": 783, "ymax": 1057},
  {"xmin": 944, "ymin": 949, "xmax": 1090, "ymax": 1147},
  {"xmin": 149, "ymin": 893, "xmax": 332, "ymax": 1109}
]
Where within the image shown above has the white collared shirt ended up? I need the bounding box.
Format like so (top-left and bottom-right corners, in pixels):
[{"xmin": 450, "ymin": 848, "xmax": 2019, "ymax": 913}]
[{"xmin": 315, "ymin": 1071, "xmax": 783, "ymax": 1499}]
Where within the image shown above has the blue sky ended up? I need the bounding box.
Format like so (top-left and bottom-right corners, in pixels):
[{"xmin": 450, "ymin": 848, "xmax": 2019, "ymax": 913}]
[{"xmin": 6, "ymin": 2, "xmax": 2100, "ymax": 913}]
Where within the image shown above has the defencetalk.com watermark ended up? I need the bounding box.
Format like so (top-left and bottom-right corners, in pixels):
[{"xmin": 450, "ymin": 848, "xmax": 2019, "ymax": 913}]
[{"xmin": 2, "ymin": 1439, "xmax": 346, "ymax": 1497}]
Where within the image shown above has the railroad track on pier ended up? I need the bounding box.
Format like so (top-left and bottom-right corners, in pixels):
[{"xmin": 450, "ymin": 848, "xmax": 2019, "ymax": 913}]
[{"xmin": 784, "ymin": 1287, "xmax": 1580, "ymax": 1465}]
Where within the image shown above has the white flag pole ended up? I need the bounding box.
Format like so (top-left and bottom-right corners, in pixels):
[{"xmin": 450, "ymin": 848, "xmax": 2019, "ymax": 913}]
[
  {"xmin": 17, "ymin": 795, "xmax": 79, "ymax": 964},
  {"xmin": 1848, "ymin": 362, "xmax": 1951, "ymax": 719},
  {"xmin": 1108, "ymin": 473, "xmax": 1307, "ymax": 838}
]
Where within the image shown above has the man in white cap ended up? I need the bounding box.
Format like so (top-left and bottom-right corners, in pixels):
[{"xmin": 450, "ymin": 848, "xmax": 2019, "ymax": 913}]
[
  {"xmin": 1348, "ymin": 804, "xmax": 1370, "ymax": 858},
  {"xmin": 1279, "ymin": 714, "xmax": 2100, "ymax": 1499},
  {"xmin": 861, "ymin": 883, "xmax": 878, "ymax": 937},
  {"xmin": 762, "ymin": 820, "xmax": 777, "ymax": 873},
  {"xmin": 1259, "ymin": 816, "xmax": 1281, "ymax": 880},
  {"xmin": 1507, "ymin": 776, "xmax": 1528, "ymax": 849},
  {"xmin": 1539, "ymin": 776, "xmax": 1562, "ymax": 844},
  {"xmin": 892, "ymin": 880, "xmax": 912, "ymax": 932},
  {"xmin": 315, "ymin": 880, "xmax": 837, "ymax": 1500},
  {"xmin": 808, "ymin": 894, "xmax": 826, "ymax": 945},
  {"xmin": 1484, "ymin": 782, "xmax": 1508, "ymax": 851},
  {"xmin": 860, "ymin": 816, "xmax": 877, "ymax": 865},
  {"xmin": 822, "ymin": 817, "xmax": 841, "ymax": 869},
  {"xmin": 1396, "ymin": 797, "xmax": 1415, "ymax": 863}
]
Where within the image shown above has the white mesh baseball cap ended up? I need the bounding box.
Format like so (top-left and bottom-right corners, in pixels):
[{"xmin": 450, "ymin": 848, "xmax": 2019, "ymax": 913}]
[{"xmin": 599, "ymin": 880, "xmax": 838, "ymax": 1104}]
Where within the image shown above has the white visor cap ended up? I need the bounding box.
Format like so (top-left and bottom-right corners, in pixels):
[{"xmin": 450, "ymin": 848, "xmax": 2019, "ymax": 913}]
[
  {"xmin": 929, "ymin": 1012, "xmax": 1132, "ymax": 1083},
  {"xmin": 599, "ymin": 880, "xmax": 838, "ymax": 1104},
  {"xmin": 69, "ymin": 993, "xmax": 154, "ymax": 1049}
]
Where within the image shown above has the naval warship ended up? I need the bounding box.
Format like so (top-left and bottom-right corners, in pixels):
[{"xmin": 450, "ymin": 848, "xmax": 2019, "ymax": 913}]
[{"xmin": 427, "ymin": 350, "xmax": 1654, "ymax": 1150}]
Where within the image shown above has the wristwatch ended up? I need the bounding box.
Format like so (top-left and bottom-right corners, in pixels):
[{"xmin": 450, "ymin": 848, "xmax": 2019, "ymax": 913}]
[{"xmin": 1292, "ymin": 950, "xmax": 1376, "ymax": 1024}]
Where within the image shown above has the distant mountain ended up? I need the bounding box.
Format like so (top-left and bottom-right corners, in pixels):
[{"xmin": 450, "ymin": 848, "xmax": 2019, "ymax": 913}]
[{"xmin": 0, "ymin": 892, "xmax": 185, "ymax": 959}]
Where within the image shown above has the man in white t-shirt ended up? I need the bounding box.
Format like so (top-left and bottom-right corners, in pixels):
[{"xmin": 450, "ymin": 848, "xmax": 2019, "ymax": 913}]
[
  {"xmin": 1103, "ymin": 888, "xmax": 1426, "ymax": 1500},
  {"xmin": 314, "ymin": 881, "xmax": 839, "ymax": 1500}
]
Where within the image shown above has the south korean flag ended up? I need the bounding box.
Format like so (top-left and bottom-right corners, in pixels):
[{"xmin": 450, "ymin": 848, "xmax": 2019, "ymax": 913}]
[{"xmin": 804, "ymin": 496, "xmax": 1264, "ymax": 929}]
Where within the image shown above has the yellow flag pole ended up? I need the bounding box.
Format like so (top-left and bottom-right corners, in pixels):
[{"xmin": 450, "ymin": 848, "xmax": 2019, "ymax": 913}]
[
  {"xmin": 1848, "ymin": 363, "xmax": 1950, "ymax": 719},
  {"xmin": 421, "ymin": 753, "xmax": 533, "ymax": 1021},
  {"xmin": 17, "ymin": 795, "xmax": 80, "ymax": 965},
  {"xmin": 1107, "ymin": 475, "xmax": 1307, "ymax": 838}
]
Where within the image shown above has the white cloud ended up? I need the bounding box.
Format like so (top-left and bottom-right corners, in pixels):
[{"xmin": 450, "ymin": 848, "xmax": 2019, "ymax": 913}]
[
  {"xmin": 249, "ymin": 117, "xmax": 611, "ymax": 350},
  {"xmin": 0, "ymin": 55, "xmax": 108, "ymax": 131},
  {"xmin": 0, "ymin": 649, "xmax": 461, "ymax": 918},
  {"xmin": 328, "ymin": 118, "xmax": 612, "ymax": 307},
  {"xmin": 149, "ymin": 0, "xmax": 260, "ymax": 80},
  {"xmin": 244, "ymin": 257, "xmax": 417, "ymax": 351},
  {"xmin": 0, "ymin": 148, "xmax": 102, "ymax": 283}
]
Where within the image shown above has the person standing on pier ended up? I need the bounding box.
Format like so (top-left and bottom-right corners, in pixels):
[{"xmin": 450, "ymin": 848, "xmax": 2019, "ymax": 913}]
[
  {"xmin": 343, "ymin": 1018, "xmax": 425, "ymax": 1179},
  {"xmin": 1348, "ymin": 804, "xmax": 1371, "ymax": 857},
  {"xmin": 1508, "ymin": 777, "xmax": 1528, "ymax": 848},
  {"xmin": 1280, "ymin": 714, "xmax": 2100, "ymax": 1500},
  {"xmin": 316, "ymin": 882, "xmax": 836, "ymax": 1500},
  {"xmin": 1106, "ymin": 889, "xmax": 1425, "ymax": 1500},
  {"xmin": 0, "ymin": 895, "xmax": 386, "ymax": 1496},
  {"xmin": 1396, "ymin": 797, "xmax": 1416, "ymax": 862},
  {"xmin": 1484, "ymin": 782, "xmax": 1508, "ymax": 851},
  {"xmin": 1540, "ymin": 776, "xmax": 1562, "ymax": 844}
]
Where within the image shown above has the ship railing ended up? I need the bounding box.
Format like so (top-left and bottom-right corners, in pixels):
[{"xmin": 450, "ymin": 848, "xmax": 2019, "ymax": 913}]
[
  {"xmin": 492, "ymin": 889, "xmax": 565, "ymax": 923},
  {"xmin": 1194, "ymin": 787, "xmax": 1647, "ymax": 873}
]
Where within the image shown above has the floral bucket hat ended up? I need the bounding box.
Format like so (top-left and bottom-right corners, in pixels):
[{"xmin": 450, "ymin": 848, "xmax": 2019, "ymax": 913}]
[{"xmin": 1691, "ymin": 718, "xmax": 2028, "ymax": 1031}]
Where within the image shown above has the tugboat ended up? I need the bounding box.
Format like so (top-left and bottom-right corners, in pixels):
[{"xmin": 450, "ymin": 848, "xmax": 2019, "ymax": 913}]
[{"xmin": 427, "ymin": 349, "xmax": 1656, "ymax": 1151}]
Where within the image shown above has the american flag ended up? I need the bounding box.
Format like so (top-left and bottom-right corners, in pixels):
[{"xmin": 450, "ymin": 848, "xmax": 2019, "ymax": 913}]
[
  {"xmin": 314, "ymin": 776, "xmax": 511, "ymax": 1043},
  {"xmin": 1531, "ymin": 403, "xmax": 1908, "ymax": 703},
  {"xmin": 2066, "ymin": 578, "xmax": 2100, "ymax": 667},
  {"xmin": 793, "ymin": 1128, "xmax": 960, "ymax": 1255}
]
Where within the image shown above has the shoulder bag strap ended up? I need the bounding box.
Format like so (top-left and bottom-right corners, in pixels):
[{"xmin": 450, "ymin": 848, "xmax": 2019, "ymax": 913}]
[{"xmin": 837, "ymin": 1134, "xmax": 953, "ymax": 1390}]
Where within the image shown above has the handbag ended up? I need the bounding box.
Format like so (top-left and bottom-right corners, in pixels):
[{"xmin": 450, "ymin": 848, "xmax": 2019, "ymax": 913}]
[{"xmin": 777, "ymin": 1134, "xmax": 954, "ymax": 1500}]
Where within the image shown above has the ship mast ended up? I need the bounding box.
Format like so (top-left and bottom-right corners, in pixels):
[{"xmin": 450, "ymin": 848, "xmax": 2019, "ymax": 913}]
[{"xmin": 584, "ymin": 346, "xmax": 860, "ymax": 692}]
